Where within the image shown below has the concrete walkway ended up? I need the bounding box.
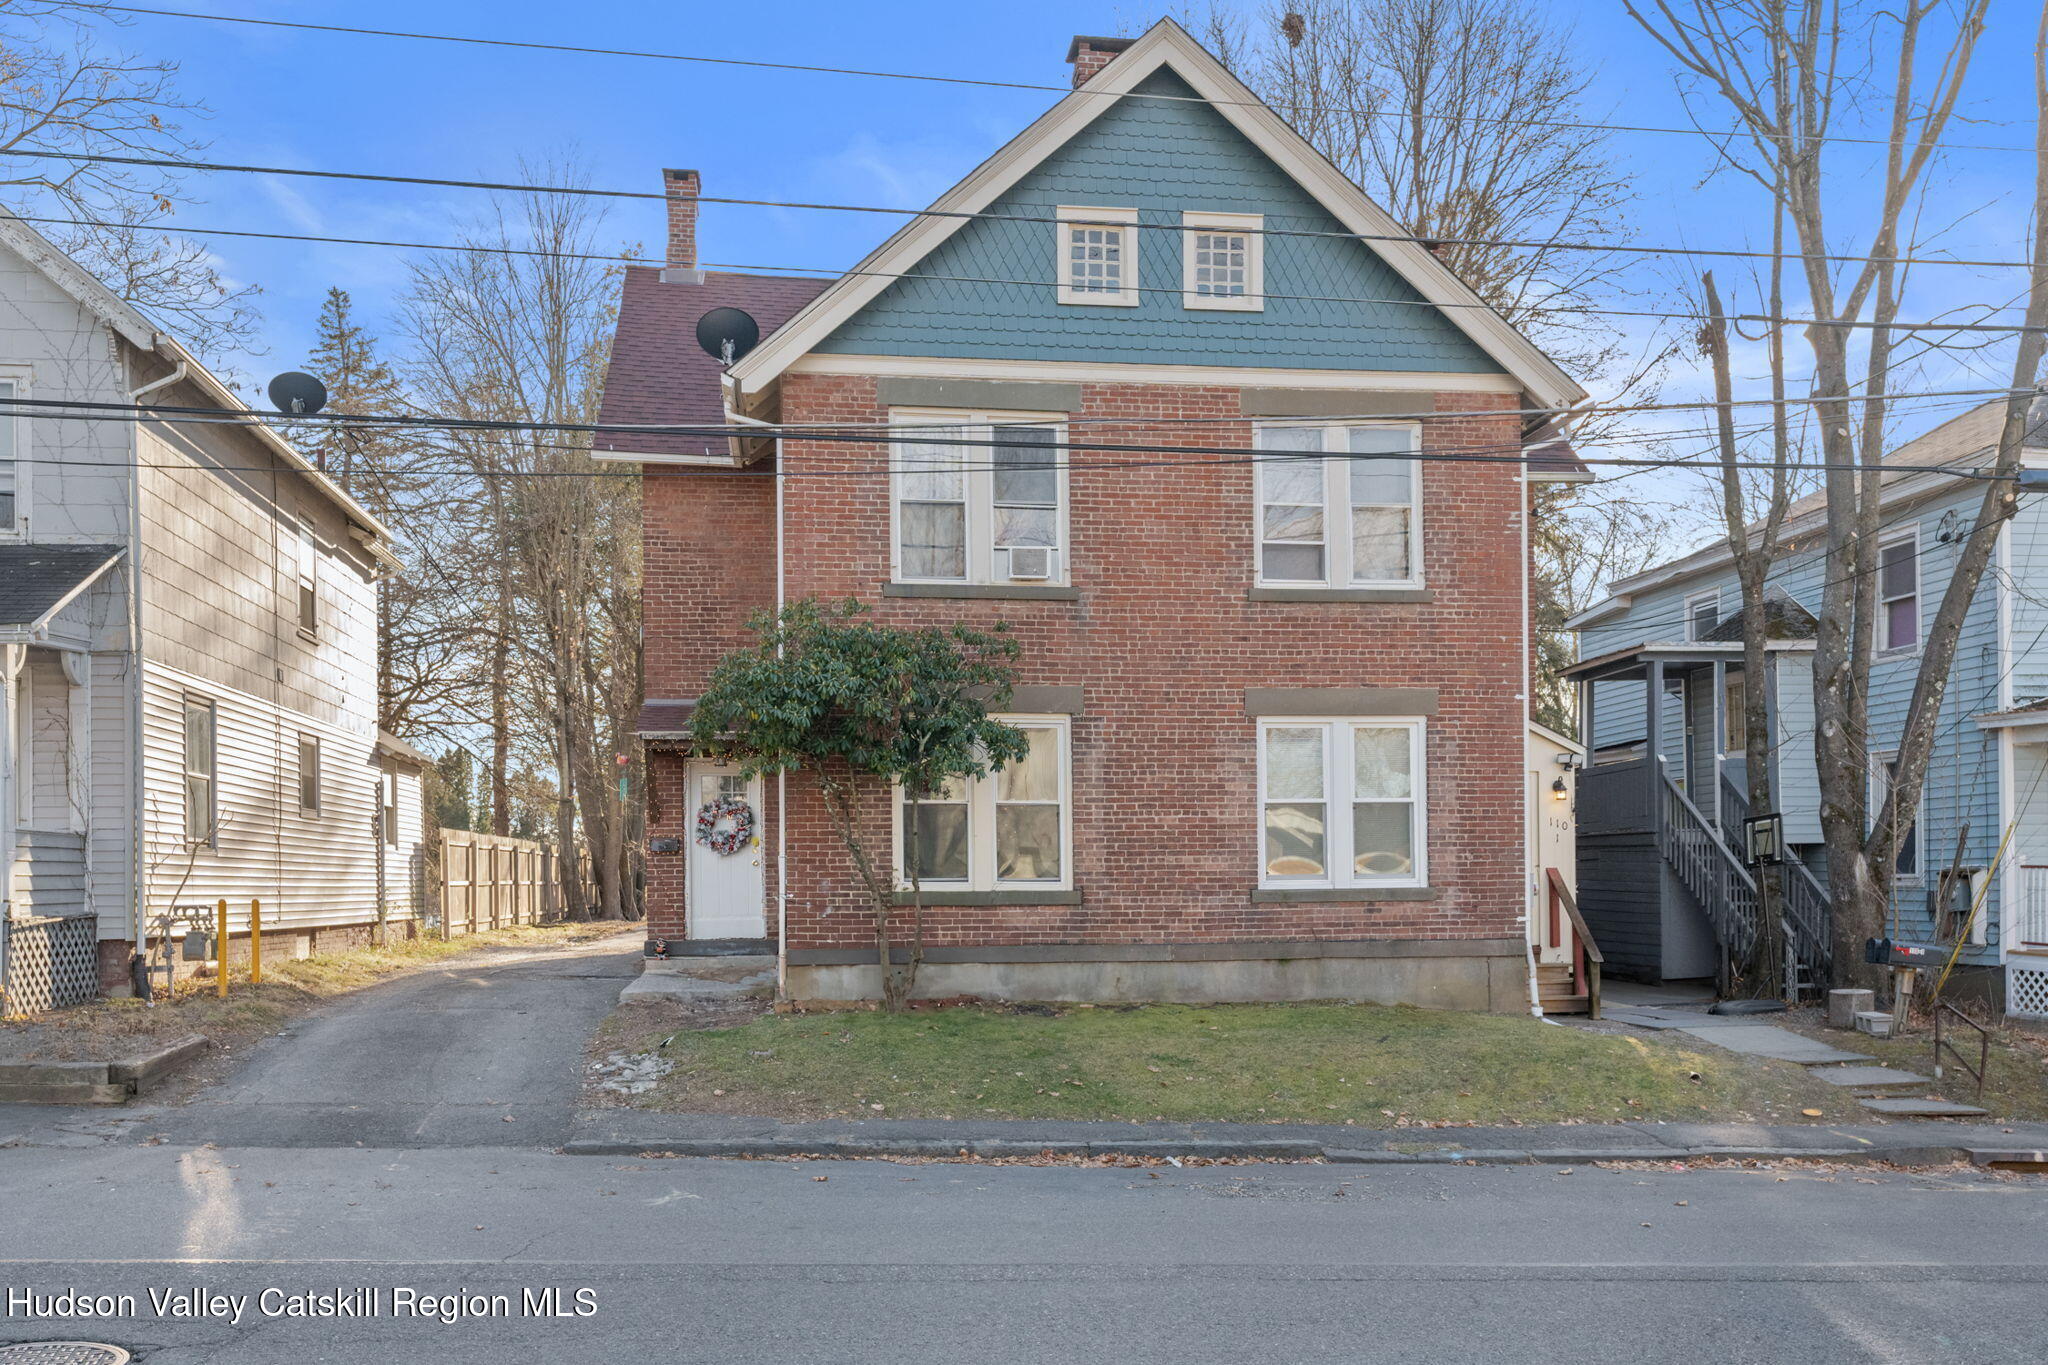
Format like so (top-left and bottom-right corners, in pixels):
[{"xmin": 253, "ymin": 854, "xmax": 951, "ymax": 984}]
[{"xmin": 1593, "ymin": 984, "xmax": 1973, "ymax": 1113}]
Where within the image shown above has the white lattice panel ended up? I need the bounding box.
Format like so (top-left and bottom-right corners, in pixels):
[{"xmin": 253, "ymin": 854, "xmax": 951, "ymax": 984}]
[{"xmin": 2010, "ymin": 958, "xmax": 2048, "ymax": 1020}]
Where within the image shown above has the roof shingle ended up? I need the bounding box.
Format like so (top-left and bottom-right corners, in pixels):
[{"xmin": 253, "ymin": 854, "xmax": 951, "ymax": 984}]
[{"xmin": 595, "ymin": 268, "xmax": 830, "ymax": 460}]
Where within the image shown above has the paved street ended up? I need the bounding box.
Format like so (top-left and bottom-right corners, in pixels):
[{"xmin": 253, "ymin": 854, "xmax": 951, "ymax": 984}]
[
  {"xmin": 2, "ymin": 936, "xmax": 2045, "ymax": 1362},
  {"xmin": 1, "ymin": 1147, "xmax": 2045, "ymax": 1363}
]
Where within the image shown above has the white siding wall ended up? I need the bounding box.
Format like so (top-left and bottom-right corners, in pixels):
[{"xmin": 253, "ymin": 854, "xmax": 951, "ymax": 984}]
[
  {"xmin": 141, "ymin": 662, "xmax": 387, "ymax": 931},
  {"xmin": 133, "ymin": 383, "xmax": 387, "ymax": 938},
  {"xmin": 88, "ymin": 647, "xmax": 131, "ymax": 926}
]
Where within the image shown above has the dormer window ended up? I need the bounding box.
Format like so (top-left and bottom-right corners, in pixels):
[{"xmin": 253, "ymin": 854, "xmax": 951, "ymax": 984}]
[
  {"xmin": 1183, "ymin": 212, "xmax": 1263, "ymax": 310},
  {"xmin": 1056, "ymin": 206, "xmax": 1139, "ymax": 306}
]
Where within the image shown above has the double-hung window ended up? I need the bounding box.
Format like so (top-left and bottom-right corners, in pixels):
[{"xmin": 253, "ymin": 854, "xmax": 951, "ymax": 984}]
[
  {"xmin": 0, "ymin": 372, "xmax": 27, "ymax": 533},
  {"xmin": 1870, "ymin": 751, "xmax": 1922, "ymax": 880},
  {"xmin": 1255, "ymin": 423, "xmax": 1422, "ymax": 587},
  {"xmin": 898, "ymin": 717, "xmax": 1070, "ymax": 892},
  {"xmin": 1684, "ymin": 589, "xmax": 1721, "ymax": 642},
  {"xmin": 1056, "ymin": 206, "xmax": 1139, "ymax": 306},
  {"xmin": 1259, "ymin": 718, "xmax": 1427, "ymax": 888},
  {"xmin": 1182, "ymin": 212, "xmax": 1263, "ymax": 310},
  {"xmin": 893, "ymin": 409, "xmax": 1066, "ymax": 586},
  {"xmin": 295, "ymin": 519, "xmax": 320, "ymax": 636},
  {"xmin": 297, "ymin": 734, "xmax": 321, "ymax": 814},
  {"xmin": 184, "ymin": 697, "xmax": 216, "ymax": 845},
  {"xmin": 1877, "ymin": 528, "xmax": 1919, "ymax": 654}
]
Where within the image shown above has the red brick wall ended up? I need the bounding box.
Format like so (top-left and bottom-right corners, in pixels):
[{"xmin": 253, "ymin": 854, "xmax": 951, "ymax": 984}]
[
  {"xmin": 640, "ymin": 460, "xmax": 781, "ymax": 943},
  {"xmin": 638, "ymin": 373, "xmax": 1529, "ymax": 952}
]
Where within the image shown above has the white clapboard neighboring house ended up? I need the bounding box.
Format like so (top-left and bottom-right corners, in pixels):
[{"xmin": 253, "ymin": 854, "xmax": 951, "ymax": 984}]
[{"xmin": 0, "ymin": 212, "xmax": 431, "ymax": 1013}]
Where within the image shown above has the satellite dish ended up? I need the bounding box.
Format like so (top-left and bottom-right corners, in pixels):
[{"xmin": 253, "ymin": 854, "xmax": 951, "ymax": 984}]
[
  {"xmin": 267, "ymin": 371, "xmax": 329, "ymax": 416},
  {"xmin": 695, "ymin": 307, "xmax": 760, "ymax": 367}
]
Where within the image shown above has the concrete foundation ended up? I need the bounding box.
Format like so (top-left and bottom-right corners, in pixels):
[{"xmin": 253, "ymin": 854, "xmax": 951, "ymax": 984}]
[{"xmin": 785, "ymin": 940, "xmax": 1527, "ymax": 1012}]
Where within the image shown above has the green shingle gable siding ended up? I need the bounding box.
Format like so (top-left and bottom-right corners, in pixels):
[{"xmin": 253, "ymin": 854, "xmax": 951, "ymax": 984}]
[{"xmin": 812, "ymin": 69, "xmax": 1505, "ymax": 373}]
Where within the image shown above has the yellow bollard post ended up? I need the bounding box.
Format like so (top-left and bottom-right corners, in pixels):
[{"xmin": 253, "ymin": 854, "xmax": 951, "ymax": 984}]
[
  {"xmin": 216, "ymin": 898, "xmax": 229, "ymax": 999},
  {"xmin": 250, "ymin": 899, "xmax": 262, "ymax": 984}
]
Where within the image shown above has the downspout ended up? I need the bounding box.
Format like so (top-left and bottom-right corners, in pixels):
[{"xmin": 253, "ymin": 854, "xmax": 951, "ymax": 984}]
[
  {"xmin": 722, "ymin": 395, "xmax": 788, "ymax": 998},
  {"xmin": 1521, "ymin": 446, "xmax": 1542, "ymax": 1018},
  {"xmin": 124, "ymin": 355, "xmax": 183, "ymax": 982}
]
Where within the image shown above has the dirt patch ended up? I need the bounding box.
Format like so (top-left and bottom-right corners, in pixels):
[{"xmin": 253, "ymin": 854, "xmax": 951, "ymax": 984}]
[{"xmin": 2, "ymin": 922, "xmax": 637, "ymax": 1101}]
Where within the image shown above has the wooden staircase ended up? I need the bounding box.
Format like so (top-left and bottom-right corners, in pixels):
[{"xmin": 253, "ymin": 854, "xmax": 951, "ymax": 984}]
[
  {"xmin": 1536, "ymin": 960, "xmax": 1589, "ymax": 1015},
  {"xmin": 1535, "ymin": 868, "xmax": 1603, "ymax": 1017}
]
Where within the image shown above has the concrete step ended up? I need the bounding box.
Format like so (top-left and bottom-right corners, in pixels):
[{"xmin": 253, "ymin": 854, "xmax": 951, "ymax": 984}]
[
  {"xmin": 0, "ymin": 1081, "xmax": 129, "ymax": 1105},
  {"xmin": 1858, "ymin": 1097, "xmax": 1990, "ymax": 1117},
  {"xmin": 1815, "ymin": 1065, "xmax": 1932, "ymax": 1091}
]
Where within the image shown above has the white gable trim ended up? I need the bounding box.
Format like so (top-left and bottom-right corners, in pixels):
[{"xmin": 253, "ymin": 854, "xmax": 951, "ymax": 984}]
[
  {"xmin": 727, "ymin": 19, "xmax": 1584, "ymax": 411},
  {"xmin": 784, "ymin": 352, "xmax": 1524, "ymax": 392}
]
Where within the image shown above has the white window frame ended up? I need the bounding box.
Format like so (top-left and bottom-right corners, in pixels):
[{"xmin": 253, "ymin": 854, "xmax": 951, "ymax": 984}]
[
  {"xmin": 1182, "ymin": 211, "xmax": 1263, "ymax": 311},
  {"xmin": 1876, "ymin": 525, "xmax": 1921, "ymax": 656},
  {"xmin": 0, "ymin": 368, "xmax": 31, "ymax": 537},
  {"xmin": 297, "ymin": 733, "xmax": 321, "ymax": 814},
  {"xmin": 1253, "ymin": 422, "xmax": 1424, "ymax": 588},
  {"xmin": 183, "ymin": 695, "xmax": 216, "ymax": 847},
  {"xmin": 1684, "ymin": 588, "xmax": 1721, "ymax": 642},
  {"xmin": 295, "ymin": 517, "xmax": 320, "ymax": 638},
  {"xmin": 383, "ymin": 772, "xmax": 400, "ymax": 846},
  {"xmin": 1056, "ymin": 206, "xmax": 1140, "ymax": 307},
  {"xmin": 891, "ymin": 714, "xmax": 1072, "ymax": 893},
  {"xmin": 889, "ymin": 407, "xmax": 1070, "ymax": 587},
  {"xmin": 1869, "ymin": 749, "xmax": 1923, "ymax": 884},
  {"xmin": 1257, "ymin": 717, "xmax": 1429, "ymax": 890}
]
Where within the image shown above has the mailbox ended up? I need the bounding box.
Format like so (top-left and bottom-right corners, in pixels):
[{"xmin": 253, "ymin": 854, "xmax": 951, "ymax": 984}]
[{"xmin": 1864, "ymin": 937, "xmax": 1940, "ymax": 967}]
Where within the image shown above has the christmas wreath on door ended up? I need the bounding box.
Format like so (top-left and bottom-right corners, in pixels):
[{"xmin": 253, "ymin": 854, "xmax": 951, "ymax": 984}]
[{"xmin": 694, "ymin": 795, "xmax": 755, "ymax": 856}]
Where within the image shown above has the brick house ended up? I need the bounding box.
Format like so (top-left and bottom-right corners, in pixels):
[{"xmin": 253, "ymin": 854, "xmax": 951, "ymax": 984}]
[{"xmin": 596, "ymin": 21, "xmax": 1589, "ymax": 1009}]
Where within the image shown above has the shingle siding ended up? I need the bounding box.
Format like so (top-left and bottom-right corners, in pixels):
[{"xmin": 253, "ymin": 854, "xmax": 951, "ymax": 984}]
[{"xmin": 813, "ymin": 68, "xmax": 1506, "ymax": 373}]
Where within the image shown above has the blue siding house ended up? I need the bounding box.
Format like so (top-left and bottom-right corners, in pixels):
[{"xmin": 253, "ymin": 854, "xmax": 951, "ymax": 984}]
[{"xmin": 1567, "ymin": 399, "xmax": 2048, "ymax": 1019}]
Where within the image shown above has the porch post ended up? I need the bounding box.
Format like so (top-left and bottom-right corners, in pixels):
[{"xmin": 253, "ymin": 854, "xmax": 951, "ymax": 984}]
[
  {"xmin": 1712, "ymin": 660, "xmax": 1726, "ymax": 831},
  {"xmin": 1645, "ymin": 659, "xmax": 1663, "ymax": 774},
  {"xmin": 59, "ymin": 652, "xmax": 89, "ymax": 838},
  {"xmin": 0, "ymin": 643, "xmax": 22, "ymax": 919}
]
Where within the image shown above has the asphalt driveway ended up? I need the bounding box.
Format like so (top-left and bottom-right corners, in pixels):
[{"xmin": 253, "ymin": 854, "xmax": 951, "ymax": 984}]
[{"xmin": 148, "ymin": 929, "xmax": 641, "ymax": 1149}]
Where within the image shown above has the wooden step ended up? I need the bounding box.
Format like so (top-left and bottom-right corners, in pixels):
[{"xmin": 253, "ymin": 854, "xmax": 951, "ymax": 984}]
[{"xmin": 1540, "ymin": 993, "xmax": 1591, "ymax": 1015}]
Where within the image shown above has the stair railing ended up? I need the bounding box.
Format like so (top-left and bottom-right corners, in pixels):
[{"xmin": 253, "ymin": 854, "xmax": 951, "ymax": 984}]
[
  {"xmin": 1657, "ymin": 763, "xmax": 1761, "ymax": 961},
  {"xmin": 1546, "ymin": 867, "xmax": 1603, "ymax": 1019}
]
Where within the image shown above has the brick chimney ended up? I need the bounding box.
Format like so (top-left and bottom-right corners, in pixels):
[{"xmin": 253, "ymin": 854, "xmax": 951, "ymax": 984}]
[
  {"xmin": 661, "ymin": 168, "xmax": 704, "ymax": 284},
  {"xmin": 1066, "ymin": 35, "xmax": 1134, "ymax": 87}
]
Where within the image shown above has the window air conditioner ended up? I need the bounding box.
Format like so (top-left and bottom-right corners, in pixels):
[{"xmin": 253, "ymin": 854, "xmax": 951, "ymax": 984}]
[{"xmin": 1007, "ymin": 546, "xmax": 1054, "ymax": 581}]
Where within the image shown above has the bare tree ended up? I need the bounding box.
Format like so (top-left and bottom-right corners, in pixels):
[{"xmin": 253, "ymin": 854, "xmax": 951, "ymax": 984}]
[
  {"xmin": 399, "ymin": 163, "xmax": 642, "ymax": 921},
  {"xmin": 0, "ymin": 3, "xmax": 261, "ymax": 355},
  {"xmin": 1205, "ymin": 0, "xmax": 1636, "ymax": 376},
  {"xmin": 1629, "ymin": 0, "xmax": 2048, "ymax": 987}
]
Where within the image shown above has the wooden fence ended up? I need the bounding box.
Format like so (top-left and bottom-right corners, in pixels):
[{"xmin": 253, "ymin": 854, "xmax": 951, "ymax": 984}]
[{"xmin": 437, "ymin": 830, "xmax": 579, "ymax": 936}]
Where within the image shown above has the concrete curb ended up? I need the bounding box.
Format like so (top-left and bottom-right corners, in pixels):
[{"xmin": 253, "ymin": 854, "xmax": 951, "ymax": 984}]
[
  {"xmin": 0, "ymin": 1033, "xmax": 210, "ymax": 1105},
  {"xmin": 562, "ymin": 1135, "xmax": 2002, "ymax": 1167}
]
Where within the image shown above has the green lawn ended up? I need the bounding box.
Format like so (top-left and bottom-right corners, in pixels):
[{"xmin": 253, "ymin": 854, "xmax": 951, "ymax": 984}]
[{"xmin": 615, "ymin": 1001, "xmax": 1851, "ymax": 1127}]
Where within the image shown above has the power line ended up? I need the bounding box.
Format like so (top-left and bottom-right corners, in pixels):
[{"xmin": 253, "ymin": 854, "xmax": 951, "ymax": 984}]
[
  {"xmin": 4, "ymin": 146, "xmax": 2041, "ymax": 273},
  {"xmin": 59, "ymin": 3, "xmax": 2047, "ymax": 157},
  {"xmin": 0, "ymin": 382, "xmax": 2035, "ymax": 442},
  {"xmin": 0, "ymin": 396, "xmax": 2027, "ymax": 482},
  {"xmin": 13, "ymin": 209, "xmax": 2039, "ymax": 335}
]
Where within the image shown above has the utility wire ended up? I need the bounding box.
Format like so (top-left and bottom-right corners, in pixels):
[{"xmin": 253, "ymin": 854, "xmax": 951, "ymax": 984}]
[
  {"xmin": 0, "ymin": 382, "xmax": 2035, "ymax": 443},
  {"xmin": 58, "ymin": 3, "xmax": 2048, "ymax": 157},
  {"xmin": 3, "ymin": 146, "xmax": 2041, "ymax": 273},
  {"xmin": 0, "ymin": 398, "xmax": 2026, "ymax": 482},
  {"xmin": 8, "ymin": 209, "xmax": 2037, "ymax": 335}
]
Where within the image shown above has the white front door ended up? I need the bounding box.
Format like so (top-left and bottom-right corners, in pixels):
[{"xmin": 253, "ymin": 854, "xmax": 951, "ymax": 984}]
[{"xmin": 686, "ymin": 762, "xmax": 766, "ymax": 939}]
